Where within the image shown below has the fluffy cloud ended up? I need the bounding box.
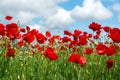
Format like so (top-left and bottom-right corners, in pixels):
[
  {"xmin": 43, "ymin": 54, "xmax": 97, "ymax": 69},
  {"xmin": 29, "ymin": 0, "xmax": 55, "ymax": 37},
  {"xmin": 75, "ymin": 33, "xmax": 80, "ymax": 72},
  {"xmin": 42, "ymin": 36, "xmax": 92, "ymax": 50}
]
[
  {"xmin": 70, "ymin": 0, "xmax": 112, "ymax": 20},
  {"xmin": 0, "ymin": 0, "xmax": 67, "ymax": 23},
  {"xmin": 45, "ymin": 8, "xmax": 74, "ymax": 28},
  {"xmin": 112, "ymin": 3, "xmax": 120, "ymax": 12},
  {"xmin": 0, "ymin": 0, "xmax": 74, "ymax": 29},
  {"xmin": 29, "ymin": 24, "xmax": 47, "ymax": 33},
  {"xmin": 17, "ymin": 11, "xmax": 36, "ymax": 24},
  {"xmin": 0, "ymin": 0, "xmax": 113, "ymax": 32}
]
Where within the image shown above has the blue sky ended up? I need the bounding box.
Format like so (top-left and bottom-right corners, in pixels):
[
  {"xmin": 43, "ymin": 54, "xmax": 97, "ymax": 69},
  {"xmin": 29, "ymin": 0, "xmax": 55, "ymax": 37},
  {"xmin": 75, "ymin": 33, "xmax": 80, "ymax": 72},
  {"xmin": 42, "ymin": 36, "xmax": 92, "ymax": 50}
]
[
  {"xmin": 58, "ymin": 0, "xmax": 120, "ymax": 31},
  {"xmin": 0, "ymin": 0, "xmax": 120, "ymax": 35}
]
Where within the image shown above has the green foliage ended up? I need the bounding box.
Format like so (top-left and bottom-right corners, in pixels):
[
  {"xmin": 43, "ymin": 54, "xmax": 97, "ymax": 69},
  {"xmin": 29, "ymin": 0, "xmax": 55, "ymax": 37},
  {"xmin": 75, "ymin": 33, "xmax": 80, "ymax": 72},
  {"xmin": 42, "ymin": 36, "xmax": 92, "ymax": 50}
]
[{"xmin": 0, "ymin": 47, "xmax": 120, "ymax": 80}]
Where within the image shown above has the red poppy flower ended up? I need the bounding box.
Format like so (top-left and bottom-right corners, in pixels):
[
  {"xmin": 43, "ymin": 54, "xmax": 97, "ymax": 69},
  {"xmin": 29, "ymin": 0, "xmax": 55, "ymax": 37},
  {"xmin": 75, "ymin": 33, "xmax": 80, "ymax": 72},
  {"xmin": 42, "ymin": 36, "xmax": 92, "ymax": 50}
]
[
  {"xmin": 68, "ymin": 53, "xmax": 79, "ymax": 63},
  {"xmin": 26, "ymin": 26, "xmax": 30, "ymax": 32},
  {"xmin": 5, "ymin": 16, "xmax": 12, "ymax": 20},
  {"xmin": 6, "ymin": 23, "xmax": 21, "ymax": 39},
  {"xmin": 73, "ymin": 29, "xmax": 82, "ymax": 38},
  {"xmin": 36, "ymin": 33, "xmax": 47, "ymax": 44},
  {"xmin": 72, "ymin": 39, "xmax": 79, "ymax": 45},
  {"xmin": 68, "ymin": 53, "xmax": 86, "ymax": 67},
  {"xmin": 106, "ymin": 59, "xmax": 114, "ymax": 70},
  {"xmin": 17, "ymin": 39, "xmax": 25, "ymax": 47},
  {"xmin": 0, "ymin": 23, "xmax": 5, "ymax": 35},
  {"xmin": 103, "ymin": 26, "xmax": 111, "ymax": 32},
  {"xmin": 4, "ymin": 48, "xmax": 16, "ymax": 58},
  {"xmin": 89, "ymin": 22, "xmax": 101, "ymax": 31},
  {"xmin": 48, "ymin": 37, "xmax": 55, "ymax": 45},
  {"xmin": 109, "ymin": 28, "xmax": 120, "ymax": 42},
  {"xmin": 96, "ymin": 43, "xmax": 107, "ymax": 55},
  {"xmin": 48, "ymin": 35, "xmax": 61, "ymax": 45},
  {"xmin": 110, "ymin": 28, "xmax": 120, "ymax": 34},
  {"xmin": 6, "ymin": 23, "xmax": 18, "ymax": 33},
  {"xmin": 83, "ymin": 48, "xmax": 93, "ymax": 55},
  {"xmin": 46, "ymin": 31, "xmax": 51, "ymax": 37},
  {"xmin": 53, "ymin": 35, "xmax": 61, "ymax": 40},
  {"xmin": 79, "ymin": 35, "xmax": 88, "ymax": 45},
  {"xmin": 106, "ymin": 45, "xmax": 117, "ymax": 56},
  {"xmin": 30, "ymin": 29, "xmax": 39, "ymax": 35},
  {"xmin": 88, "ymin": 34, "xmax": 92, "ymax": 38},
  {"xmin": 79, "ymin": 56, "xmax": 86, "ymax": 67},
  {"xmin": 96, "ymin": 30, "xmax": 101, "ymax": 35},
  {"xmin": 62, "ymin": 36, "xmax": 71, "ymax": 43},
  {"xmin": 20, "ymin": 28, "xmax": 26, "ymax": 33},
  {"xmin": 83, "ymin": 32, "xmax": 88, "ymax": 36},
  {"xmin": 44, "ymin": 47, "xmax": 58, "ymax": 60},
  {"xmin": 109, "ymin": 33, "xmax": 120, "ymax": 43},
  {"xmin": 64, "ymin": 30, "xmax": 73, "ymax": 36},
  {"xmin": 22, "ymin": 33, "xmax": 35, "ymax": 44},
  {"xmin": 93, "ymin": 34, "xmax": 100, "ymax": 39}
]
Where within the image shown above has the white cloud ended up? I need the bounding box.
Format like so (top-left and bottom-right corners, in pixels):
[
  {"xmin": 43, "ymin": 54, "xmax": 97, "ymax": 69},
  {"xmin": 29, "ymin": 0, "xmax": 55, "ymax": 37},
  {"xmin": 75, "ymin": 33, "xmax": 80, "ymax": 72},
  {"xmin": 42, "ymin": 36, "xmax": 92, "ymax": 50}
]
[
  {"xmin": 17, "ymin": 11, "xmax": 36, "ymax": 24},
  {"xmin": 29, "ymin": 24, "xmax": 47, "ymax": 33},
  {"xmin": 0, "ymin": 0, "xmax": 73, "ymax": 29},
  {"xmin": 45, "ymin": 8, "xmax": 74, "ymax": 28},
  {"xmin": 0, "ymin": 0, "xmax": 113, "ymax": 32},
  {"xmin": 112, "ymin": 3, "xmax": 120, "ymax": 12},
  {"xmin": 70, "ymin": 0, "xmax": 112, "ymax": 20},
  {"xmin": 0, "ymin": 0, "xmax": 67, "ymax": 23}
]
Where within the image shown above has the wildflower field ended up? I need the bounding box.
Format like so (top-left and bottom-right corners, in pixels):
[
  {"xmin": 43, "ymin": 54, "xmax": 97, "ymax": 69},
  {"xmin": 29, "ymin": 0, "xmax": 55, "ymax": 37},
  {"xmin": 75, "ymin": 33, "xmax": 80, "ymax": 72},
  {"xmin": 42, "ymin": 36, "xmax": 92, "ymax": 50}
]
[{"xmin": 0, "ymin": 16, "xmax": 120, "ymax": 80}]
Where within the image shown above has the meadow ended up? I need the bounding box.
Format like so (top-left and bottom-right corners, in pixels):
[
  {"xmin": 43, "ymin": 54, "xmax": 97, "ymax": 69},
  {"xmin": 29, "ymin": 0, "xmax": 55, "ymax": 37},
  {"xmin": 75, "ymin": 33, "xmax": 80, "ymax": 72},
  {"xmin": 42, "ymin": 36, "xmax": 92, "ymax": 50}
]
[{"xmin": 0, "ymin": 16, "xmax": 120, "ymax": 80}]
